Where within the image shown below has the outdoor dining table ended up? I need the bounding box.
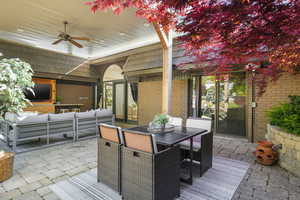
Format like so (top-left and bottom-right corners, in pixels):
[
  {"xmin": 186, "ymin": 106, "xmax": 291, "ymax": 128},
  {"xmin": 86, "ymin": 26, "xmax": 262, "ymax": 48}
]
[{"xmin": 123, "ymin": 125, "xmax": 207, "ymax": 185}]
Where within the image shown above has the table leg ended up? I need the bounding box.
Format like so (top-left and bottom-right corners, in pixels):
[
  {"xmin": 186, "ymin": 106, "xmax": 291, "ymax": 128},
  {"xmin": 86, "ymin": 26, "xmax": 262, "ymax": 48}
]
[{"xmin": 180, "ymin": 137, "xmax": 193, "ymax": 185}]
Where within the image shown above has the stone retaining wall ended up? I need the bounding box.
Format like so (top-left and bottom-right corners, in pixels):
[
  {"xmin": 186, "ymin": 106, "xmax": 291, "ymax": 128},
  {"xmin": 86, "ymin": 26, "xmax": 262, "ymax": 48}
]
[{"xmin": 266, "ymin": 124, "xmax": 300, "ymax": 177}]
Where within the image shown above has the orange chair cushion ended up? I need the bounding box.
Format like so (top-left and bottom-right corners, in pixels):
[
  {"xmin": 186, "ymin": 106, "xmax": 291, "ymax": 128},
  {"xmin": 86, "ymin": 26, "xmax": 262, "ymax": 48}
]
[
  {"xmin": 123, "ymin": 131, "xmax": 153, "ymax": 153},
  {"xmin": 99, "ymin": 125, "xmax": 120, "ymax": 143}
]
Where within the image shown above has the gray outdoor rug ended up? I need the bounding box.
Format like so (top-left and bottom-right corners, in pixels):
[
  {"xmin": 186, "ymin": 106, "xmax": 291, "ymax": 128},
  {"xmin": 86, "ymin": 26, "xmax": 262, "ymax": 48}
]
[{"xmin": 50, "ymin": 157, "xmax": 249, "ymax": 200}]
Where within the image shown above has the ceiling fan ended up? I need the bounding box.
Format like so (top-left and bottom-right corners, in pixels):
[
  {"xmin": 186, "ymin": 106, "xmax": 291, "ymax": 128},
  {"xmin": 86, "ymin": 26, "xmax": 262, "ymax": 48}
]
[{"xmin": 52, "ymin": 21, "xmax": 90, "ymax": 48}]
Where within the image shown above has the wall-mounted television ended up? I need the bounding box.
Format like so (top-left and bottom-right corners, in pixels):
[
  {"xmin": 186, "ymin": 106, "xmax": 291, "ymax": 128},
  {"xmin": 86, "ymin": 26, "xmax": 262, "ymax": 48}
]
[{"xmin": 24, "ymin": 84, "xmax": 52, "ymax": 102}]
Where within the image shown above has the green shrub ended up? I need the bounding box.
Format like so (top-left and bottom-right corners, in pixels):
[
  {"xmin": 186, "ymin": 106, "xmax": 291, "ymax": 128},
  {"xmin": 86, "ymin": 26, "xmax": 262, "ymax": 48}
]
[{"xmin": 267, "ymin": 95, "xmax": 300, "ymax": 136}]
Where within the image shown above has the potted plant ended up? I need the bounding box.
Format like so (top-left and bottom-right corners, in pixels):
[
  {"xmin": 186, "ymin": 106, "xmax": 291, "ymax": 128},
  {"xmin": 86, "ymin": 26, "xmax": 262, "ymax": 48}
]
[
  {"xmin": 56, "ymin": 96, "xmax": 63, "ymax": 104},
  {"xmin": 153, "ymin": 114, "xmax": 169, "ymax": 130},
  {"xmin": 0, "ymin": 58, "xmax": 34, "ymax": 119},
  {"xmin": 0, "ymin": 58, "xmax": 34, "ymax": 181}
]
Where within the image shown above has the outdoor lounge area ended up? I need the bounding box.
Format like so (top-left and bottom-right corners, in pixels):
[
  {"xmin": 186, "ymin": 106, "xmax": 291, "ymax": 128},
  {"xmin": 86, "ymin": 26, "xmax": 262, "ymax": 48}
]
[
  {"xmin": 1, "ymin": 0, "xmax": 300, "ymax": 200},
  {"xmin": 1, "ymin": 136, "xmax": 299, "ymax": 200}
]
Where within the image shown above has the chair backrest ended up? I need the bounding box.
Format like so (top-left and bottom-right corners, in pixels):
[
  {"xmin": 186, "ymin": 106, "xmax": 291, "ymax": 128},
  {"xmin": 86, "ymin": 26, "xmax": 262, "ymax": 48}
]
[
  {"xmin": 99, "ymin": 123, "xmax": 123, "ymax": 144},
  {"xmin": 122, "ymin": 131, "xmax": 157, "ymax": 154},
  {"xmin": 169, "ymin": 117, "xmax": 183, "ymax": 126},
  {"xmin": 186, "ymin": 118, "xmax": 213, "ymax": 132}
]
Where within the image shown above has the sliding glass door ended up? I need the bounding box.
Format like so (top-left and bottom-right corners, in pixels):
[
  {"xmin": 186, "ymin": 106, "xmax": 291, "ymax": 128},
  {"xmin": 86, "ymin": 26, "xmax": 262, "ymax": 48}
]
[
  {"xmin": 103, "ymin": 82, "xmax": 113, "ymax": 110},
  {"xmin": 114, "ymin": 82, "xmax": 126, "ymax": 120},
  {"xmin": 127, "ymin": 83, "xmax": 138, "ymax": 122},
  {"xmin": 200, "ymin": 76, "xmax": 216, "ymax": 119},
  {"xmin": 103, "ymin": 81, "xmax": 138, "ymax": 123},
  {"xmin": 190, "ymin": 72, "xmax": 246, "ymax": 136},
  {"xmin": 217, "ymin": 73, "xmax": 246, "ymax": 136}
]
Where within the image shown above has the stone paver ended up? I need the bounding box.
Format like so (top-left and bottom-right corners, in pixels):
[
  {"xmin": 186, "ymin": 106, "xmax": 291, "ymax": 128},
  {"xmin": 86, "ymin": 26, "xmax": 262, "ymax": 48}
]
[
  {"xmin": 42, "ymin": 192, "xmax": 60, "ymax": 200},
  {"xmin": 36, "ymin": 186, "xmax": 51, "ymax": 196},
  {"xmin": 38, "ymin": 178, "xmax": 53, "ymax": 187},
  {"xmin": 0, "ymin": 137, "xmax": 299, "ymax": 200},
  {"xmin": 214, "ymin": 136, "xmax": 300, "ymax": 200},
  {"xmin": 0, "ymin": 189, "xmax": 22, "ymax": 200},
  {"xmin": 19, "ymin": 181, "xmax": 42, "ymax": 193},
  {"xmin": 14, "ymin": 191, "xmax": 43, "ymax": 200},
  {"xmin": 2, "ymin": 174, "xmax": 27, "ymax": 191}
]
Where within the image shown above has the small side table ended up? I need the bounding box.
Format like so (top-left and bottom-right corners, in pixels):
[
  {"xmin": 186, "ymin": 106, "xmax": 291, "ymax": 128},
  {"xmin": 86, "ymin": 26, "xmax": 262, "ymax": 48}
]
[{"xmin": 0, "ymin": 152, "xmax": 14, "ymax": 182}]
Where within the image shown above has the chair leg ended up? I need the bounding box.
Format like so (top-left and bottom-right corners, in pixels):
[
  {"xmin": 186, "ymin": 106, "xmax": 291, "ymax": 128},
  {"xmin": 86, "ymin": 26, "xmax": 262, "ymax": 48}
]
[{"xmin": 199, "ymin": 132, "xmax": 213, "ymax": 177}]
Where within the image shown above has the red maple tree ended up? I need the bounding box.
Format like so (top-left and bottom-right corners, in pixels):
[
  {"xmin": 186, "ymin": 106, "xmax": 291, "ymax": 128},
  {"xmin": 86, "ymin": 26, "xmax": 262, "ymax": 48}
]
[{"xmin": 86, "ymin": 0, "xmax": 300, "ymax": 95}]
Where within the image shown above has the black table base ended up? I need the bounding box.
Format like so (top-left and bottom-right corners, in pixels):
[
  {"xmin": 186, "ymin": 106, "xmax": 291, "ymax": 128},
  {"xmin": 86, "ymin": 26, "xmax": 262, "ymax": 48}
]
[{"xmin": 180, "ymin": 138, "xmax": 193, "ymax": 185}]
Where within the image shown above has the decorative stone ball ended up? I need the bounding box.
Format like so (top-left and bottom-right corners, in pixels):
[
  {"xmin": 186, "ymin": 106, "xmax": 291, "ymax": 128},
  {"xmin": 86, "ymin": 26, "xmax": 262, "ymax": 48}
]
[{"xmin": 254, "ymin": 141, "xmax": 278, "ymax": 166}]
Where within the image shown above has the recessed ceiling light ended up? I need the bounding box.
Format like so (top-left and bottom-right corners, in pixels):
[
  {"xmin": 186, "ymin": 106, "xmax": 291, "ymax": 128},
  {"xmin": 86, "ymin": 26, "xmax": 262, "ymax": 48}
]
[
  {"xmin": 17, "ymin": 29, "xmax": 24, "ymax": 32},
  {"xmin": 119, "ymin": 32, "xmax": 126, "ymax": 36}
]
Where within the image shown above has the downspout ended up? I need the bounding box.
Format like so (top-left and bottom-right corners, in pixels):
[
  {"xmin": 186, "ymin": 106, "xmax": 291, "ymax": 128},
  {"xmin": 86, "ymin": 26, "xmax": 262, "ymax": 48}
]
[{"xmin": 251, "ymin": 72, "xmax": 256, "ymax": 143}]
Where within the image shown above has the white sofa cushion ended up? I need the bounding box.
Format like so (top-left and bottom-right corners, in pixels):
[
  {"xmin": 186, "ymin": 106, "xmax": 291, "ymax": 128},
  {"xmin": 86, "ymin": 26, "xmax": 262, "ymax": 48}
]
[
  {"xmin": 49, "ymin": 112, "xmax": 75, "ymax": 121},
  {"xmin": 75, "ymin": 111, "xmax": 95, "ymax": 119},
  {"xmin": 16, "ymin": 114, "xmax": 48, "ymax": 125},
  {"xmin": 5, "ymin": 112, "xmax": 38, "ymax": 122},
  {"xmin": 95, "ymin": 109, "xmax": 112, "ymax": 118}
]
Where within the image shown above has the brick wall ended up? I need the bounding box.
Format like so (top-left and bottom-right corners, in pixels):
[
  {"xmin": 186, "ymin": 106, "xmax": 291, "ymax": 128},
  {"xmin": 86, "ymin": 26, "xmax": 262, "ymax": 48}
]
[
  {"xmin": 138, "ymin": 80, "xmax": 188, "ymax": 125},
  {"xmin": 253, "ymin": 73, "xmax": 300, "ymax": 141}
]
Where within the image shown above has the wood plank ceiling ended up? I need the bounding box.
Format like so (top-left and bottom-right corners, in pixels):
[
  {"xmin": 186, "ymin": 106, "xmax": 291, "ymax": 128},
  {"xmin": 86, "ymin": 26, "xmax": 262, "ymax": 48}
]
[{"xmin": 0, "ymin": 0, "xmax": 159, "ymax": 58}]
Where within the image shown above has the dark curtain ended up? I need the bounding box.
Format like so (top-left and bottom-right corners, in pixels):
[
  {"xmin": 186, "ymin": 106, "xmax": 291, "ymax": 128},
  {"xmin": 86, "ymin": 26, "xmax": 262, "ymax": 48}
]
[{"xmin": 130, "ymin": 83, "xmax": 138, "ymax": 103}]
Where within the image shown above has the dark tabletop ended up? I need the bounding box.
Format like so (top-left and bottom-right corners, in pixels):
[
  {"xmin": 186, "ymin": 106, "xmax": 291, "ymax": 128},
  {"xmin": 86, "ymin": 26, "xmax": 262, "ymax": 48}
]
[{"xmin": 124, "ymin": 126, "xmax": 207, "ymax": 146}]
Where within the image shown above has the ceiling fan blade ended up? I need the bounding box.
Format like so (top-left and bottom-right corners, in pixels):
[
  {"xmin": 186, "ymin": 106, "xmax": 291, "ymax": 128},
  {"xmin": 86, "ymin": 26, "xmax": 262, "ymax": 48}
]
[
  {"xmin": 52, "ymin": 39, "xmax": 63, "ymax": 45},
  {"xmin": 70, "ymin": 36, "xmax": 90, "ymax": 41},
  {"xmin": 68, "ymin": 39, "xmax": 83, "ymax": 48}
]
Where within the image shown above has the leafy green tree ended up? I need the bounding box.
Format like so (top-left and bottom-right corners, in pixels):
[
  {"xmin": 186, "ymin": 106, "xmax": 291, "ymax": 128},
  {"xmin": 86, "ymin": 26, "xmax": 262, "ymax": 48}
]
[{"xmin": 0, "ymin": 58, "xmax": 34, "ymax": 119}]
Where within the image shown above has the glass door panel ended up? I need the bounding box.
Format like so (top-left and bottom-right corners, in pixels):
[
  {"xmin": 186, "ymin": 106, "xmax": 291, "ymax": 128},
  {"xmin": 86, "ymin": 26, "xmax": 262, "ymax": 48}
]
[
  {"xmin": 114, "ymin": 83, "xmax": 125, "ymax": 120},
  {"xmin": 217, "ymin": 73, "xmax": 246, "ymax": 136},
  {"xmin": 200, "ymin": 76, "xmax": 216, "ymax": 119},
  {"xmin": 103, "ymin": 82, "xmax": 113, "ymax": 109},
  {"xmin": 127, "ymin": 83, "xmax": 138, "ymax": 122}
]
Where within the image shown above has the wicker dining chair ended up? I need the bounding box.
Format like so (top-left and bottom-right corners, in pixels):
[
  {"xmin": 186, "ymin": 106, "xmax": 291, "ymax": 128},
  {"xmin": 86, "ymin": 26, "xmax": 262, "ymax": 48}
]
[
  {"xmin": 180, "ymin": 116, "xmax": 214, "ymax": 177},
  {"xmin": 98, "ymin": 123, "xmax": 123, "ymax": 194},
  {"xmin": 121, "ymin": 130, "xmax": 180, "ymax": 200}
]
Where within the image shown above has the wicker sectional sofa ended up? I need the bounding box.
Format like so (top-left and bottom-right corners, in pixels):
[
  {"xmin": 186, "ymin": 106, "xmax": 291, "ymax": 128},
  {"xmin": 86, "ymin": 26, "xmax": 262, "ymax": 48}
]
[{"xmin": 0, "ymin": 109, "xmax": 113, "ymax": 152}]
